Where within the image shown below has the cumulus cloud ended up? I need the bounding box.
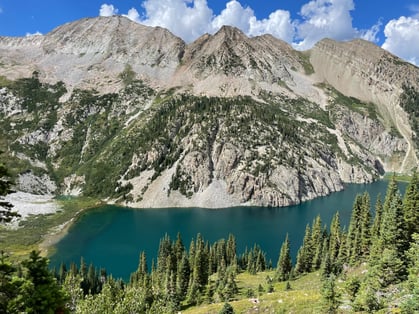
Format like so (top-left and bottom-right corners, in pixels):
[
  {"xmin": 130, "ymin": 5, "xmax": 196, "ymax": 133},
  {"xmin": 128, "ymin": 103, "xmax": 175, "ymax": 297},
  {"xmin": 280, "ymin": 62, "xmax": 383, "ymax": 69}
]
[
  {"xmin": 140, "ymin": 0, "xmax": 213, "ymax": 42},
  {"xmin": 98, "ymin": 0, "xmax": 295, "ymax": 43},
  {"xmin": 99, "ymin": 4, "xmax": 118, "ymax": 17},
  {"xmin": 211, "ymin": 0, "xmax": 254, "ymax": 34},
  {"xmin": 382, "ymin": 16, "xmax": 419, "ymax": 66},
  {"xmin": 124, "ymin": 8, "xmax": 141, "ymax": 23},
  {"xmin": 95, "ymin": 1, "xmax": 417, "ymax": 65},
  {"xmin": 249, "ymin": 10, "xmax": 295, "ymax": 43},
  {"xmin": 293, "ymin": 0, "xmax": 358, "ymax": 49}
]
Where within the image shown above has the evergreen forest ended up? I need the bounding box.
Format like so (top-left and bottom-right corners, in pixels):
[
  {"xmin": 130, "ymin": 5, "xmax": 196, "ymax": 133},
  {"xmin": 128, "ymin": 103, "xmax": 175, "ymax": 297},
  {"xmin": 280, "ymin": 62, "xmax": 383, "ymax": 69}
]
[{"xmin": 2, "ymin": 174, "xmax": 419, "ymax": 313}]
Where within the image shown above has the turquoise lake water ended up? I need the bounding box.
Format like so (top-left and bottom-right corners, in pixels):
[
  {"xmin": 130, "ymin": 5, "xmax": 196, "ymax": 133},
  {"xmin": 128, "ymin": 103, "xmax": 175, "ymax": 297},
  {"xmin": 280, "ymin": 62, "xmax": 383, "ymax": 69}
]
[{"xmin": 50, "ymin": 180, "xmax": 405, "ymax": 280}]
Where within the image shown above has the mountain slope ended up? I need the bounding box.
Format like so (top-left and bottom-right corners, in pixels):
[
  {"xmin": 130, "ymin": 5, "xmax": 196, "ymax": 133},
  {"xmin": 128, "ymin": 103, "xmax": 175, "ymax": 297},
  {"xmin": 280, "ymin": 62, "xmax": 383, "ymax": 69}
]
[{"xmin": 0, "ymin": 16, "xmax": 418, "ymax": 207}]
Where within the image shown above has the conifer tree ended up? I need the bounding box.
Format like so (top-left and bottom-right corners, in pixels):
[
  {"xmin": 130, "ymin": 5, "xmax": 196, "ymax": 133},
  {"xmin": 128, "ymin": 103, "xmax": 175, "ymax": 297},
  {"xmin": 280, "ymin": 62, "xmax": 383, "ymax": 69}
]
[
  {"xmin": 174, "ymin": 232, "xmax": 185, "ymax": 262},
  {"xmin": 226, "ymin": 234, "xmax": 237, "ymax": 266},
  {"xmin": 219, "ymin": 302, "xmax": 234, "ymax": 314},
  {"xmin": 346, "ymin": 194, "xmax": 363, "ymax": 263},
  {"xmin": 131, "ymin": 251, "xmax": 148, "ymax": 286},
  {"xmin": 0, "ymin": 159, "xmax": 19, "ymax": 223},
  {"xmin": 379, "ymin": 194, "xmax": 407, "ymax": 257},
  {"xmin": 295, "ymin": 224, "xmax": 312, "ymax": 274},
  {"xmin": 328, "ymin": 212, "xmax": 342, "ymax": 270},
  {"xmin": 402, "ymin": 233, "xmax": 419, "ymax": 312},
  {"xmin": 176, "ymin": 252, "xmax": 190, "ymax": 300},
  {"xmin": 311, "ymin": 215, "xmax": 324, "ymax": 270},
  {"xmin": 382, "ymin": 175, "xmax": 399, "ymax": 215},
  {"xmin": 21, "ymin": 251, "xmax": 68, "ymax": 314},
  {"xmin": 276, "ymin": 234, "xmax": 292, "ymax": 281},
  {"xmin": 403, "ymin": 172, "xmax": 419, "ymax": 243},
  {"xmin": 321, "ymin": 274, "xmax": 340, "ymax": 313},
  {"xmin": 360, "ymin": 192, "xmax": 371, "ymax": 257},
  {"xmin": 371, "ymin": 195, "xmax": 383, "ymax": 239},
  {"xmin": 0, "ymin": 251, "xmax": 19, "ymax": 313}
]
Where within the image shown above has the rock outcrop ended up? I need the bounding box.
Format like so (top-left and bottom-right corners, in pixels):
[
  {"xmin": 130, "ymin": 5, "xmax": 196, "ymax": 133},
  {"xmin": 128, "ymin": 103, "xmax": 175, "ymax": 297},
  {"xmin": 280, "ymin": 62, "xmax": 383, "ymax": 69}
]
[{"xmin": 0, "ymin": 16, "xmax": 418, "ymax": 208}]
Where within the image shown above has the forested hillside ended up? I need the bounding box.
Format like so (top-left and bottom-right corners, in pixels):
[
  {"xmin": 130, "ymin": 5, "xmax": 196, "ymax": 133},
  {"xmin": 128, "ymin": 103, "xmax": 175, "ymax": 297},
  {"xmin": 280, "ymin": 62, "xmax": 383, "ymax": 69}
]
[{"xmin": 1, "ymin": 175, "xmax": 419, "ymax": 313}]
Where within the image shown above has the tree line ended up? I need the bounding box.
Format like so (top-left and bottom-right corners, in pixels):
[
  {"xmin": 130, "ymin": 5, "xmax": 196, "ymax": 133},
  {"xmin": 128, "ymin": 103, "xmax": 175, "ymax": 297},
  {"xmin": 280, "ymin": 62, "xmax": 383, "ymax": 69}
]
[{"xmin": 2, "ymin": 174, "xmax": 419, "ymax": 313}]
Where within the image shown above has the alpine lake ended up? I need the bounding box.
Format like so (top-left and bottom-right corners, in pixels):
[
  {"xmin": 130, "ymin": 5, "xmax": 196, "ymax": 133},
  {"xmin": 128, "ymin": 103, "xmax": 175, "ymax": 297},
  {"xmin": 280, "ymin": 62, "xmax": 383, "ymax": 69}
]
[{"xmin": 50, "ymin": 180, "xmax": 406, "ymax": 281}]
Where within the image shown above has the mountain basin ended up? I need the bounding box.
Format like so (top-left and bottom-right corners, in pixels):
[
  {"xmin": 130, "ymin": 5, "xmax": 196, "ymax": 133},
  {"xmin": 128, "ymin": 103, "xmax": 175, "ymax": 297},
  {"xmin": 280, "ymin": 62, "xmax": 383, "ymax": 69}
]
[{"xmin": 50, "ymin": 180, "xmax": 406, "ymax": 281}]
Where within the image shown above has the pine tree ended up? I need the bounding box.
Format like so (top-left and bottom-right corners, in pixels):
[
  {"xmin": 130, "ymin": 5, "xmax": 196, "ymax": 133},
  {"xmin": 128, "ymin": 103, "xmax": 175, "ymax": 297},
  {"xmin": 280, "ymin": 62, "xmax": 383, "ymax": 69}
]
[
  {"xmin": 131, "ymin": 251, "xmax": 148, "ymax": 286},
  {"xmin": 328, "ymin": 212, "xmax": 342, "ymax": 272},
  {"xmin": 321, "ymin": 274, "xmax": 340, "ymax": 313},
  {"xmin": 0, "ymin": 158, "xmax": 19, "ymax": 223},
  {"xmin": 346, "ymin": 194, "xmax": 363, "ymax": 263},
  {"xmin": 226, "ymin": 234, "xmax": 237, "ymax": 266},
  {"xmin": 276, "ymin": 234, "xmax": 292, "ymax": 281},
  {"xmin": 380, "ymin": 194, "xmax": 407, "ymax": 257},
  {"xmin": 360, "ymin": 192, "xmax": 371, "ymax": 257},
  {"xmin": 371, "ymin": 195, "xmax": 383, "ymax": 239},
  {"xmin": 219, "ymin": 302, "xmax": 234, "ymax": 314},
  {"xmin": 0, "ymin": 251, "xmax": 19, "ymax": 313},
  {"xmin": 21, "ymin": 250, "xmax": 68, "ymax": 314},
  {"xmin": 311, "ymin": 215, "xmax": 324, "ymax": 270},
  {"xmin": 403, "ymin": 172, "xmax": 419, "ymax": 243},
  {"xmin": 295, "ymin": 224, "xmax": 312, "ymax": 274},
  {"xmin": 176, "ymin": 252, "xmax": 190, "ymax": 300},
  {"xmin": 382, "ymin": 176, "xmax": 399, "ymax": 217},
  {"xmin": 402, "ymin": 233, "xmax": 419, "ymax": 312}
]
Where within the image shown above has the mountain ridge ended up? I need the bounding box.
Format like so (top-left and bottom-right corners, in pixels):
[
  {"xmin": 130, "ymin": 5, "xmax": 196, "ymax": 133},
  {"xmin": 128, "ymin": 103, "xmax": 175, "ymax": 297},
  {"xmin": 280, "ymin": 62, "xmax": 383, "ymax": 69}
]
[{"xmin": 0, "ymin": 16, "xmax": 418, "ymax": 207}]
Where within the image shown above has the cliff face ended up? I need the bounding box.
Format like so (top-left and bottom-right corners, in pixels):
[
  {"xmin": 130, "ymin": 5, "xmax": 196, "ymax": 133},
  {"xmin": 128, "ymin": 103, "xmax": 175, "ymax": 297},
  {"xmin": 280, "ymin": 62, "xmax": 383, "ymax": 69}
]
[
  {"xmin": 0, "ymin": 16, "xmax": 185, "ymax": 92},
  {"xmin": 0, "ymin": 16, "xmax": 418, "ymax": 208},
  {"xmin": 310, "ymin": 38, "xmax": 419, "ymax": 172}
]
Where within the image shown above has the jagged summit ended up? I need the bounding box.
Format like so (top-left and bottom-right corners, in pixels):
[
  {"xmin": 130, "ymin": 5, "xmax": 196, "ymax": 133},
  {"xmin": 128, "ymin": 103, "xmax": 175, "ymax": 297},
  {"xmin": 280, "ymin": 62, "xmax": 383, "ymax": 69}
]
[
  {"xmin": 1, "ymin": 16, "xmax": 419, "ymax": 208},
  {"xmin": 1, "ymin": 15, "xmax": 416, "ymax": 96}
]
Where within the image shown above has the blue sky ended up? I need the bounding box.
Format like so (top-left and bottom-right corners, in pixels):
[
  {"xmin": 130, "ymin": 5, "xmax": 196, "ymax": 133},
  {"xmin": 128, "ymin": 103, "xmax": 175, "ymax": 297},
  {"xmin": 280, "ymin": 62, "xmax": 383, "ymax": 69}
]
[{"xmin": 0, "ymin": 0, "xmax": 418, "ymax": 64}]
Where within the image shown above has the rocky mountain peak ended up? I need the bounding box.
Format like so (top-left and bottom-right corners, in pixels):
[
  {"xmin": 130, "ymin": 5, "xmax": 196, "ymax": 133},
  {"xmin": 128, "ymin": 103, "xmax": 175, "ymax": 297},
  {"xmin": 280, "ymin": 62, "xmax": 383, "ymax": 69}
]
[
  {"xmin": 1, "ymin": 16, "xmax": 419, "ymax": 208},
  {"xmin": 213, "ymin": 25, "xmax": 248, "ymax": 41}
]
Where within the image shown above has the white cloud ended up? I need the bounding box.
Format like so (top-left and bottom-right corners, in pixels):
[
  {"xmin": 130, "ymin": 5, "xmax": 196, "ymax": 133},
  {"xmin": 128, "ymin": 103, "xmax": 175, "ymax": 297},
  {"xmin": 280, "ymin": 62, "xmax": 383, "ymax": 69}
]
[
  {"xmin": 124, "ymin": 8, "xmax": 141, "ymax": 23},
  {"xmin": 211, "ymin": 0, "xmax": 254, "ymax": 34},
  {"xmin": 140, "ymin": 0, "xmax": 213, "ymax": 42},
  {"xmin": 95, "ymin": 1, "xmax": 418, "ymax": 67},
  {"xmin": 293, "ymin": 0, "xmax": 357, "ymax": 50},
  {"xmin": 99, "ymin": 4, "xmax": 118, "ymax": 17},
  {"xmin": 248, "ymin": 10, "xmax": 295, "ymax": 43},
  {"xmin": 382, "ymin": 16, "xmax": 419, "ymax": 66},
  {"xmin": 360, "ymin": 20, "xmax": 381, "ymax": 43},
  {"xmin": 26, "ymin": 31, "xmax": 43, "ymax": 37},
  {"xmin": 98, "ymin": 1, "xmax": 295, "ymax": 43}
]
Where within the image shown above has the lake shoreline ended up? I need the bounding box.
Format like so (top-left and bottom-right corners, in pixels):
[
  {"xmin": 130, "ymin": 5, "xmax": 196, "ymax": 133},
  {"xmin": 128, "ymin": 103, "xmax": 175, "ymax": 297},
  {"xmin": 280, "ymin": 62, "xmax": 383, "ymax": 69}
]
[
  {"xmin": 39, "ymin": 211, "xmax": 80, "ymax": 257},
  {"xmin": 39, "ymin": 201, "xmax": 104, "ymax": 258},
  {"xmin": 49, "ymin": 180, "xmax": 405, "ymax": 280}
]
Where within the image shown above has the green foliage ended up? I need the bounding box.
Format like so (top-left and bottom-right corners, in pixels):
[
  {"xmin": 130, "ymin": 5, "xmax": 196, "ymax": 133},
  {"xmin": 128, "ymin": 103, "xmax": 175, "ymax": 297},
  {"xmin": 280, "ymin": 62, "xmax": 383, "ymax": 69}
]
[
  {"xmin": 321, "ymin": 274, "xmax": 340, "ymax": 314},
  {"xmin": 6, "ymin": 176, "xmax": 419, "ymax": 313},
  {"xmin": 276, "ymin": 234, "xmax": 292, "ymax": 281},
  {"xmin": 403, "ymin": 172, "xmax": 419, "ymax": 243},
  {"xmin": 402, "ymin": 233, "xmax": 419, "ymax": 313},
  {"xmin": 0, "ymin": 156, "xmax": 20, "ymax": 223},
  {"xmin": 118, "ymin": 64, "xmax": 136, "ymax": 86},
  {"xmin": 322, "ymin": 82, "xmax": 381, "ymax": 123},
  {"xmin": 0, "ymin": 250, "xmax": 68, "ymax": 313},
  {"xmin": 344, "ymin": 276, "xmax": 360, "ymax": 302},
  {"xmin": 219, "ymin": 302, "xmax": 235, "ymax": 314},
  {"xmin": 297, "ymin": 51, "xmax": 315, "ymax": 75},
  {"xmin": 346, "ymin": 193, "xmax": 371, "ymax": 264},
  {"xmin": 400, "ymin": 84, "xmax": 419, "ymax": 148}
]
